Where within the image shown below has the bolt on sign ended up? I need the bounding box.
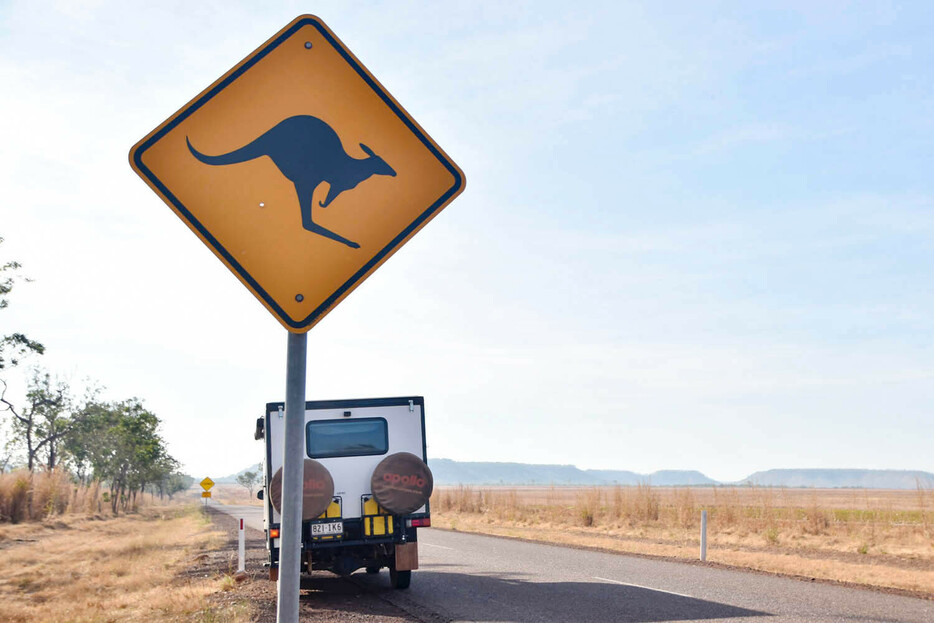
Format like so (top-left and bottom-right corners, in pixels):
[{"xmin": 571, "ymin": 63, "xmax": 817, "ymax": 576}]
[
  {"xmin": 129, "ymin": 14, "xmax": 465, "ymax": 332},
  {"xmin": 200, "ymin": 477, "xmax": 215, "ymax": 491}
]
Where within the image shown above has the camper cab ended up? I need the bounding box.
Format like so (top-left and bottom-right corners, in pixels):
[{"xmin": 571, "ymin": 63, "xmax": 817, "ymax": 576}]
[{"xmin": 255, "ymin": 397, "xmax": 432, "ymax": 589}]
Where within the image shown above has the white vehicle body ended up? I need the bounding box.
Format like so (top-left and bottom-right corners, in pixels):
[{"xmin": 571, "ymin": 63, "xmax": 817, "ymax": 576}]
[{"xmin": 256, "ymin": 396, "xmax": 430, "ymax": 586}]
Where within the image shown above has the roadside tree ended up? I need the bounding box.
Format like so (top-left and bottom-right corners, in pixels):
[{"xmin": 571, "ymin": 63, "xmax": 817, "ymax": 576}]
[
  {"xmin": 157, "ymin": 471, "xmax": 194, "ymax": 500},
  {"xmin": 1, "ymin": 369, "xmax": 74, "ymax": 472},
  {"xmin": 0, "ymin": 236, "xmax": 44, "ymax": 370},
  {"xmin": 236, "ymin": 466, "xmax": 262, "ymax": 498},
  {"xmin": 65, "ymin": 398, "xmax": 177, "ymax": 514}
]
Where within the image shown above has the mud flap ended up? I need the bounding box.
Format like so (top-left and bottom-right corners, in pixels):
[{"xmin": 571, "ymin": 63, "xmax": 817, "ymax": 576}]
[{"xmin": 394, "ymin": 542, "xmax": 418, "ymax": 571}]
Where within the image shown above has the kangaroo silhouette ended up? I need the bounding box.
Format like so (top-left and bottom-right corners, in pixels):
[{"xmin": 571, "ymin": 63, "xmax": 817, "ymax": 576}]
[{"xmin": 186, "ymin": 115, "xmax": 396, "ymax": 249}]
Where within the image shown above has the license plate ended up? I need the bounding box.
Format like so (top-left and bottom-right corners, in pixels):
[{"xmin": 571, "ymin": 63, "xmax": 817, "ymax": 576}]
[{"xmin": 311, "ymin": 521, "xmax": 343, "ymax": 537}]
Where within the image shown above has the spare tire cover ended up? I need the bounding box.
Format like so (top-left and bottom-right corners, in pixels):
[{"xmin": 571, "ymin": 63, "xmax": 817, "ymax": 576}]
[
  {"xmin": 371, "ymin": 452, "xmax": 434, "ymax": 515},
  {"xmin": 268, "ymin": 459, "xmax": 335, "ymax": 520}
]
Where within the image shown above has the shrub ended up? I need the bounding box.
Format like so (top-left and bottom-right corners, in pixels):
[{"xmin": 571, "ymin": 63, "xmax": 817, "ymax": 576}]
[
  {"xmin": 0, "ymin": 471, "xmax": 31, "ymax": 522},
  {"xmin": 576, "ymin": 489, "xmax": 601, "ymax": 527}
]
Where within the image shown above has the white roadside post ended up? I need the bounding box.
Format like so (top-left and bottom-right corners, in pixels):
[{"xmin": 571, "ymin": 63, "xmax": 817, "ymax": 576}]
[
  {"xmin": 238, "ymin": 518, "xmax": 246, "ymax": 573},
  {"xmin": 700, "ymin": 509, "xmax": 708, "ymax": 561}
]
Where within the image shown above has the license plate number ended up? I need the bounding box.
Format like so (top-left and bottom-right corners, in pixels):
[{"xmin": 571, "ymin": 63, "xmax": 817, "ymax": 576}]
[{"xmin": 311, "ymin": 521, "xmax": 343, "ymax": 537}]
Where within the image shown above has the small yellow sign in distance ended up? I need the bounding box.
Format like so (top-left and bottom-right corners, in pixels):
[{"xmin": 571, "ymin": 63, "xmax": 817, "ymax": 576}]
[
  {"xmin": 202, "ymin": 491, "xmax": 212, "ymax": 498},
  {"xmin": 129, "ymin": 14, "xmax": 465, "ymax": 332},
  {"xmin": 200, "ymin": 477, "xmax": 215, "ymax": 491}
]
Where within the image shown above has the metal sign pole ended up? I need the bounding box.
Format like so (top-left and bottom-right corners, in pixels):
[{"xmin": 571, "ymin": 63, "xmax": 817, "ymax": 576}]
[{"xmin": 276, "ymin": 331, "xmax": 307, "ymax": 623}]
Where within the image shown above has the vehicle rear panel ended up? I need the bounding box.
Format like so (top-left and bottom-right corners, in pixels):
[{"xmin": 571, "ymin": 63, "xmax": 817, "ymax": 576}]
[{"xmin": 264, "ymin": 397, "xmax": 428, "ymax": 527}]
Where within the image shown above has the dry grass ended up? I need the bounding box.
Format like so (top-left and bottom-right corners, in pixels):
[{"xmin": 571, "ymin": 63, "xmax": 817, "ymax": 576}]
[
  {"xmin": 0, "ymin": 469, "xmax": 168, "ymax": 523},
  {"xmin": 431, "ymin": 485, "xmax": 934, "ymax": 595},
  {"xmin": 0, "ymin": 504, "xmax": 255, "ymax": 622},
  {"xmin": 0, "ymin": 469, "xmax": 104, "ymax": 522},
  {"xmin": 0, "ymin": 469, "xmax": 193, "ymax": 525},
  {"xmin": 210, "ymin": 483, "xmax": 264, "ymax": 507}
]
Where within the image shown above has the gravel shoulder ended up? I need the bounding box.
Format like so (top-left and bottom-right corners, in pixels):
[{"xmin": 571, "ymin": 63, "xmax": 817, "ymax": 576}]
[{"xmin": 202, "ymin": 507, "xmax": 419, "ymax": 622}]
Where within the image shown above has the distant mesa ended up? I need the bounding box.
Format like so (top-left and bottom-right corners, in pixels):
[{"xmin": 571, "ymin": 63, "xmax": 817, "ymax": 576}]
[
  {"xmin": 426, "ymin": 459, "xmax": 718, "ymax": 487},
  {"xmin": 224, "ymin": 459, "xmax": 934, "ymax": 489},
  {"xmin": 737, "ymin": 468, "xmax": 934, "ymax": 490},
  {"xmin": 424, "ymin": 460, "xmax": 934, "ymax": 489}
]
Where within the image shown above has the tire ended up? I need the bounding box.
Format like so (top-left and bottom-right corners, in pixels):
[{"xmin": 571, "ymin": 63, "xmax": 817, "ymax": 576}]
[
  {"xmin": 389, "ymin": 568, "xmax": 411, "ymax": 589},
  {"xmin": 365, "ymin": 566, "xmax": 380, "ymax": 574}
]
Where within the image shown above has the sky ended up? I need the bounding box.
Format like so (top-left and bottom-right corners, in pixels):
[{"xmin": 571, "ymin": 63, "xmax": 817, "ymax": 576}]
[{"xmin": 2, "ymin": 1, "xmax": 933, "ymax": 483}]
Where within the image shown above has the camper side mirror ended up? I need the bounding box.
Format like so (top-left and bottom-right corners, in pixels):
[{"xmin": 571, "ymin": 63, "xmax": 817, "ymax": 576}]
[
  {"xmin": 254, "ymin": 417, "xmax": 265, "ymax": 440},
  {"xmin": 257, "ymin": 490, "xmax": 264, "ymax": 500}
]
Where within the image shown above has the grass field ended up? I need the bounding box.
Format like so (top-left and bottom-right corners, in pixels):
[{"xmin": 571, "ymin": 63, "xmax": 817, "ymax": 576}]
[
  {"xmin": 430, "ymin": 485, "xmax": 934, "ymax": 595},
  {"xmin": 209, "ymin": 483, "xmax": 264, "ymax": 507},
  {"xmin": 0, "ymin": 504, "xmax": 254, "ymax": 622}
]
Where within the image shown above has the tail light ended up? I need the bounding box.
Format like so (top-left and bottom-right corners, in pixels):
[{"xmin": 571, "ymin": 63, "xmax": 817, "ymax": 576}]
[
  {"xmin": 406, "ymin": 518, "xmax": 431, "ymax": 528},
  {"xmin": 269, "ymin": 528, "xmax": 280, "ymax": 538}
]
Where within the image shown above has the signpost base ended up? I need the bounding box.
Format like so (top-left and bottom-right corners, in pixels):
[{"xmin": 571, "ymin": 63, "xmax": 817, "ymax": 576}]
[{"xmin": 276, "ymin": 331, "xmax": 307, "ymax": 623}]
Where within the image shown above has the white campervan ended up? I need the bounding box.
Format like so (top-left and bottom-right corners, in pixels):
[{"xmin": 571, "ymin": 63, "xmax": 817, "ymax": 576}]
[{"xmin": 255, "ymin": 396, "xmax": 432, "ymax": 589}]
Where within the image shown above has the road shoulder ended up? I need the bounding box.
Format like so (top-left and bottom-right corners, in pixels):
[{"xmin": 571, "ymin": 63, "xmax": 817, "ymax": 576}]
[{"xmin": 205, "ymin": 507, "xmax": 420, "ymax": 622}]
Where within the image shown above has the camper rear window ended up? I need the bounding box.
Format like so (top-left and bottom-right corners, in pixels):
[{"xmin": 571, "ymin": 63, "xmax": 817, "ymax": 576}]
[{"xmin": 305, "ymin": 418, "xmax": 389, "ymax": 459}]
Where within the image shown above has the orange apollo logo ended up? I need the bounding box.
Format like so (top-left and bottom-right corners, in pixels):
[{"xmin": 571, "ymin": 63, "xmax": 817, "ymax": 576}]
[{"xmin": 383, "ymin": 473, "xmax": 427, "ymax": 488}]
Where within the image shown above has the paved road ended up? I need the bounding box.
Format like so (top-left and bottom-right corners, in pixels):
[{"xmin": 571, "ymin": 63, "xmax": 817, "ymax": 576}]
[{"xmin": 216, "ymin": 504, "xmax": 934, "ymax": 623}]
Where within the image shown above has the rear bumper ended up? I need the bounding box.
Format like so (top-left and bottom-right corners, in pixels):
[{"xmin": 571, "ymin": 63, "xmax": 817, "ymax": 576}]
[{"xmin": 266, "ymin": 515, "xmax": 427, "ymax": 570}]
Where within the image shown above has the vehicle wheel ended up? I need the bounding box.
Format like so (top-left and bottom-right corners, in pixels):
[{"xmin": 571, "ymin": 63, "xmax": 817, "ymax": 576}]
[
  {"xmin": 365, "ymin": 566, "xmax": 380, "ymax": 574},
  {"xmin": 389, "ymin": 568, "xmax": 411, "ymax": 589}
]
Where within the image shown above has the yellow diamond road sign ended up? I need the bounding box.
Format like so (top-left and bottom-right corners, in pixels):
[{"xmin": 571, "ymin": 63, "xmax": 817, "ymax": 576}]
[
  {"xmin": 200, "ymin": 477, "xmax": 214, "ymax": 491},
  {"xmin": 129, "ymin": 15, "xmax": 465, "ymax": 332}
]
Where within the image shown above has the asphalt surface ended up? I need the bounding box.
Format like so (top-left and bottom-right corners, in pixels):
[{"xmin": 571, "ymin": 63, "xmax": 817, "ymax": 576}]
[{"xmin": 215, "ymin": 504, "xmax": 934, "ymax": 623}]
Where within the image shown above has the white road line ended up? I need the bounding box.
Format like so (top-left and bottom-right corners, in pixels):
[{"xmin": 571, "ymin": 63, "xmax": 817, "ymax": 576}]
[
  {"xmin": 592, "ymin": 576, "xmax": 695, "ymax": 599},
  {"xmin": 420, "ymin": 542, "xmax": 455, "ymax": 550}
]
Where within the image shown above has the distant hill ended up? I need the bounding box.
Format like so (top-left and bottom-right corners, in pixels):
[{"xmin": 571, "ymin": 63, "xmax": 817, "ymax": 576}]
[
  {"xmin": 579, "ymin": 469, "xmax": 717, "ymax": 486},
  {"xmin": 644, "ymin": 470, "xmax": 719, "ymax": 486},
  {"xmin": 579, "ymin": 469, "xmax": 642, "ymax": 485},
  {"xmin": 739, "ymin": 469, "xmax": 934, "ymax": 489},
  {"xmin": 426, "ymin": 461, "xmax": 933, "ymax": 489},
  {"xmin": 216, "ymin": 462, "xmax": 263, "ymax": 484},
  {"xmin": 428, "ymin": 459, "xmax": 717, "ymax": 487},
  {"xmin": 229, "ymin": 458, "xmax": 934, "ymax": 489},
  {"xmin": 428, "ymin": 459, "xmax": 605, "ymax": 485}
]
